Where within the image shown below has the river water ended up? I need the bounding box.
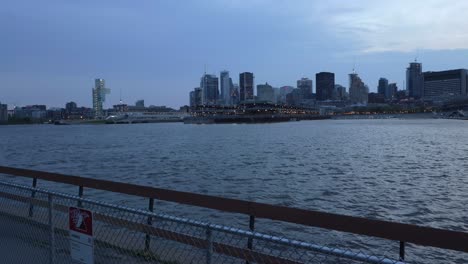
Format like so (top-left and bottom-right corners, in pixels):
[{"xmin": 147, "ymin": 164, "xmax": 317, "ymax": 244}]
[{"xmin": 1, "ymin": 119, "xmax": 467, "ymax": 263}]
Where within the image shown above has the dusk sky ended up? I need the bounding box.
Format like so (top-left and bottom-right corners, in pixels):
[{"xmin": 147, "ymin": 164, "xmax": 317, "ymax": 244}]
[{"xmin": 2, "ymin": 0, "xmax": 468, "ymax": 109}]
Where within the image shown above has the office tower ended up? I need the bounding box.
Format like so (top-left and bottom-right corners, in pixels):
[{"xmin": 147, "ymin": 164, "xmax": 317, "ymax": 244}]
[
  {"xmin": 406, "ymin": 62, "xmax": 423, "ymax": 98},
  {"xmin": 423, "ymin": 69, "xmax": 468, "ymax": 100},
  {"xmin": 92, "ymin": 78, "xmax": 110, "ymax": 118},
  {"xmin": 386, "ymin": 83, "xmax": 398, "ymax": 100},
  {"xmin": 257, "ymin": 83, "xmax": 275, "ymax": 103},
  {"xmin": 200, "ymin": 74, "xmax": 219, "ymax": 105},
  {"xmin": 220, "ymin": 71, "xmax": 232, "ymax": 105},
  {"xmin": 297, "ymin": 78, "xmax": 313, "ymax": 99},
  {"xmin": 239, "ymin": 72, "xmax": 254, "ymax": 102},
  {"xmin": 316, "ymin": 72, "xmax": 335, "ymax": 101},
  {"xmin": 349, "ymin": 73, "xmax": 369, "ymax": 105},
  {"xmin": 378, "ymin": 78, "xmax": 389, "ymax": 96},
  {"xmin": 335, "ymin": 85, "xmax": 347, "ymax": 101}
]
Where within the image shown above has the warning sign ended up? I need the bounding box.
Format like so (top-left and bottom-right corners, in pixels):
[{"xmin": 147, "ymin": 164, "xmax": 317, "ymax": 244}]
[{"xmin": 69, "ymin": 207, "xmax": 94, "ymax": 264}]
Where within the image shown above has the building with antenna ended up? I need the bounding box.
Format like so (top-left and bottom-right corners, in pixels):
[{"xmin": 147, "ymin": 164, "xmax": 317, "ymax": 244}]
[
  {"xmin": 349, "ymin": 72, "xmax": 369, "ymax": 105},
  {"xmin": 200, "ymin": 74, "xmax": 219, "ymax": 105},
  {"xmin": 406, "ymin": 61, "xmax": 423, "ymax": 98}
]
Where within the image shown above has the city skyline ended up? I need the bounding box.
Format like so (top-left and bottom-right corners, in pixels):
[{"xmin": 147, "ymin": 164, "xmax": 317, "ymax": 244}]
[{"xmin": 3, "ymin": 1, "xmax": 468, "ymax": 108}]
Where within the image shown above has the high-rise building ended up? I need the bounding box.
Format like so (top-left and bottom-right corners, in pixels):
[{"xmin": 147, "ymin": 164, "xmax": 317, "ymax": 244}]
[
  {"xmin": 349, "ymin": 73, "xmax": 369, "ymax": 105},
  {"xmin": 190, "ymin": 87, "xmax": 203, "ymax": 107},
  {"xmin": 386, "ymin": 83, "xmax": 398, "ymax": 100},
  {"xmin": 406, "ymin": 62, "xmax": 423, "ymax": 98},
  {"xmin": 200, "ymin": 74, "xmax": 219, "ymax": 105},
  {"xmin": 257, "ymin": 83, "xmax": 275, "ymax": 103},
  {"xmin": 0, "ymin": 103, "xmax": 7, "ymax": 123},
  {"xmin": 378, "ymin": 78, "xmax": 389, "ymax": 96},
  {"xmin": 279, "ymin": 86, "xmax": 294, "ymax": 103},
  {"xmin": 286, "ymin": 89, "xmax": 303, "ymax": 106},
  {"xmin": 335, "ymin": 85, "xmax": 347, "ymax": 101},
  {"xmin": 220, "ymin": 71, "xmax": 232, "ymax": 105},
  {"xmin": 239, "ymin": 72, "xmax": 254, "ymax": 102},
  {"xmin": 423, "ymin": 69, "xmax": 468, "ymax": 100},
  {"xmin": 316, "ymin": 72, "xmax": 335, "ymax": 101},
  {"xmin": 297, "ymin": 78, "xmax": 313, "ymax": 99},
  {"xmin": 92, "ymin": 78, "xmax": 110, "ymax": 118}
]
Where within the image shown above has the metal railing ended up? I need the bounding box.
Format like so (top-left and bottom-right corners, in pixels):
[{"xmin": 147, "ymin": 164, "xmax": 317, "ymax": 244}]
[{"xmin": 0, "ymin": 166, "xmax": 467, "ymax": 263}]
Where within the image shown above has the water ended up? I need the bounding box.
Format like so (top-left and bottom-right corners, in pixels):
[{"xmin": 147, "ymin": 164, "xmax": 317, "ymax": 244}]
[{"xmin": 1, "ymin": 119, "xmax": 467, "ymax": 263}]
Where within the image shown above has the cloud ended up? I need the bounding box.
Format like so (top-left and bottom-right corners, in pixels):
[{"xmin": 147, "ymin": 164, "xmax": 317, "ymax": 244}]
[{"xmin": 317, "ymin": 0, "xmax": 468, "ymax": 53}]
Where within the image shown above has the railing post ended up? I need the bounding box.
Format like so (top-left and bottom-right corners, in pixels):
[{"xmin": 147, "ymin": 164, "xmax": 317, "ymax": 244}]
[
  {"xmin": 145, "ymin": 198, "xmax": 155, "ymax": 252},
  {"xmin": 246, "ymin": 215, "xmax": 255, "ymax": 264},
  {"xmin": 77, "ymin": 186, "xmax": 84, "ymax": 207},
  {"xmin": 28, "ymin": 177, "xmax": 37, "ymax": 217},
  {"xmin": 399, "ymin": 241, "xmax": 405, "ymax": 261},
  {"xmin": 48, "ymin": 194, "xmax": 55, "ymax": 264},
  {"xmin": 206, "ymin": 226, "xmax": 213, "ymax": 264}
]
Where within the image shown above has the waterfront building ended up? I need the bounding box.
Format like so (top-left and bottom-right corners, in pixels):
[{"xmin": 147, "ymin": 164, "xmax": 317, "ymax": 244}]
[
  {"xmin": 423, "ymin": 69, "xmax": 468, "ymax": 100},
  {"xmin": 349, "ymin": 73, "xmax": 369, "ymax": 105},
  {"xmin": 0, "ymin": 103, "xmax": 7, "ymax": 123},
  {"xmin": 406, "ymin": 61, "xmax": 423, "ymax": 98},
  {"xmin": 239, "ymin": 72, "xmax": 254, "ymax": 102},
  {"xmin": 92, "ymin": 78, "xmax": 110, "ymax": 119},
  {"xmin": 220, "ymin": 71, "xmax": 232, "ymax": 105},
  {"xmin": 387, "ymin": 83, "xmax": 398, "ymax": 100},
  {"xmin": 257, "ymin": 83, "xmax": 275, "ymax": 103},
  {"xmin": 200, "ymin": 74, "xmax": 219, "ymax": 105},
  {"xmin": 378, "ymin": 78, "xmax": 389, "ymax": 97},
  {"xmin": 316, "ymin": 72, "xmax": 335, "ymax": 101},
  {"xmin": 297, "ymin": 78, "xmax": 313, "ymax": 99}
]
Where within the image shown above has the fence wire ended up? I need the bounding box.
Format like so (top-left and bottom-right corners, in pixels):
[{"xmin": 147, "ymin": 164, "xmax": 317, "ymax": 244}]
[{"xmin": 0, "ymin": 181, "xmax": 409, "ymax": 264}]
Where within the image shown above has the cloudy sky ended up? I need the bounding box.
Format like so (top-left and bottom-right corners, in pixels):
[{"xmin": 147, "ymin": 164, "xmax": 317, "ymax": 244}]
[{"xmin": 2, "ymin": 0, "xmax": 468, "ymax": 108}]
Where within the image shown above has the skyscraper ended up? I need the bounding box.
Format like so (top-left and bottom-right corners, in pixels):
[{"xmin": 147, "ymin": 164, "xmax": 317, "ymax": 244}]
[
  {"xmin": 335, "ymin": 85, "xmax": 347, "ymax": 101},
  {"xmin": 406, "ymin": 62, "xmax": 423, "ymax": 98},
  {"xmin": 257, "ymin": 83, "xmax": 275, "ymax": 103},
  {"xmin": 239, "ymin": 72, "xmax": 254, "ymax": 102},
  {"xmin": 220, "ymin": 71, "xmax": 231, "ymax": 105},
  {"xmin": 386, "ymin": 83, "xmax": 398, "ymax": 100},
  {"xmin": 349, "ymin": 73, "xmax": 369, "ymax": 105},
  {"xmin": 316, "ymin": 72, "xmax": 335, "ymax": 101},
  {"xmin": 297, "ymin": 78, "xmax": 313, "ymax": 99},
  {"xmin": 92, "ymin": 78, "xmax": 110, "ymax": 118},
  {"xmin": 200, "ymin": 74, "xmax": 219, "ymax": 105},
  {"xmin": 190, "ymin": 87, "xmax": 203, "ymax": 107},
  {"xmin": 377, "ymin": 78, "xmax": 389, "ymax": 96}
]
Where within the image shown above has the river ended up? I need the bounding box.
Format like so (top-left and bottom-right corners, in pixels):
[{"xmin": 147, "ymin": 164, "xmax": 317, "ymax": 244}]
[{"xmin": 1, "ymin": 119, "xmax": 467, "ymax": 263}]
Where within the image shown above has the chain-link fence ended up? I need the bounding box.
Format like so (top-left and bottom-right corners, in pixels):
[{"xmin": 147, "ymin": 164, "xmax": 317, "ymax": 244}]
[{"xmin": 0, "ymin": 180, "xmax": 406, "ymax": 264}]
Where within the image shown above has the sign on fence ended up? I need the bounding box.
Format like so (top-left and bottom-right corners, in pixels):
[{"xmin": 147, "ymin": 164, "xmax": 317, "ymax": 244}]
[{"xmin": 69, "ymin": 207, "xmax": 94, "ymax": 264}]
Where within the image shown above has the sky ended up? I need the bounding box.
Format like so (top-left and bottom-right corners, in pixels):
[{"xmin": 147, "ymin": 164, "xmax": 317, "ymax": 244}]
[{"xmin": 2, "ymin": 0, "xmax": 468, "ymax": 109}]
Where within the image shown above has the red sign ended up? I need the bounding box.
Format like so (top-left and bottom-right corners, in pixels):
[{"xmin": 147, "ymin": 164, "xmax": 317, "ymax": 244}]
[{"xmin": 69, "ymin": 207, "xmax": 93, "ymax": 236}]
